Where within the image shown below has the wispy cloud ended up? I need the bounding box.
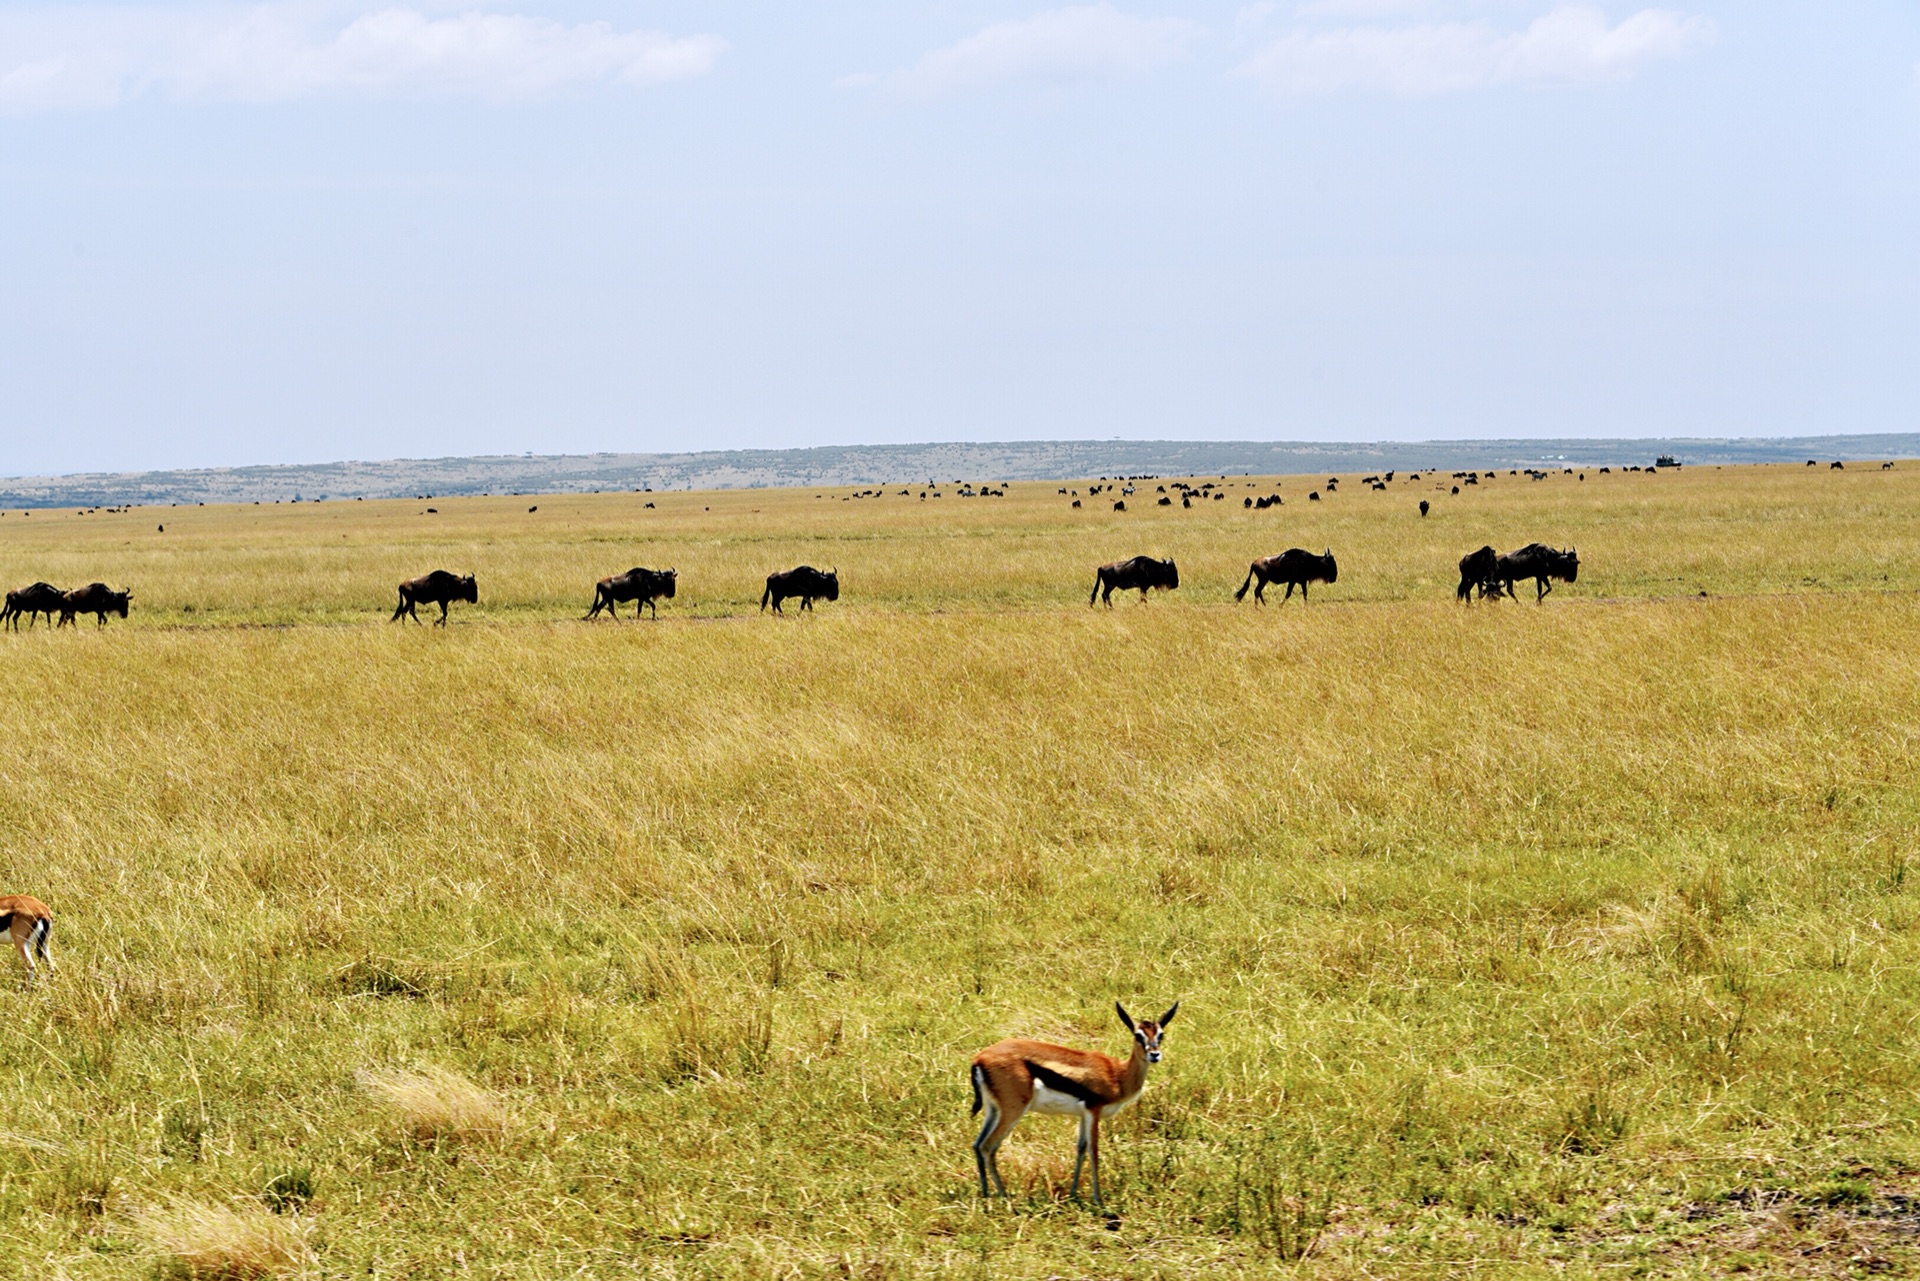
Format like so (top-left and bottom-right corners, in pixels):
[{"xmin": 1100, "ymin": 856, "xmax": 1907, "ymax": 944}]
[
  {"xmin": 0, "ymin": 4, "xmax": 725, "ymax": 112},
  {"xmin": 1238, "ymin": 3, "xmax": 1713, "ymax": 96},
  {"xmin": 843, "ymin": 4, "xmax": 1198, "ymax": 101}
]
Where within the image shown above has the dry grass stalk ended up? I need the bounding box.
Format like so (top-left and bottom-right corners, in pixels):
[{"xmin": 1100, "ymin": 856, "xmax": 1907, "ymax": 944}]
[
  {"xmin": 359, "ymin": 1065, "xmax": 509, "ymax": 1143},
  {"xmin": 134, "ymin": 1195, "xmax": 312, "ymax": 1278}
]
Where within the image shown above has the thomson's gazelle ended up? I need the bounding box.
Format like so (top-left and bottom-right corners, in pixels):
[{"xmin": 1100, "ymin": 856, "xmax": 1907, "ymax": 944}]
[
  {"xmin": 969, "ymin": 1001, "xmax": 1178, "ymax": 1206},
  {"xmin": 0, "ymin": 896, "xmax": 53, "ymax": 984}
]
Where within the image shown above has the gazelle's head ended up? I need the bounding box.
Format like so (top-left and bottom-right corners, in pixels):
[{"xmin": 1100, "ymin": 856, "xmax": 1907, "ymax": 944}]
[{"xmin": 1116, "ymin": 1000, "xmax": 1179, "ymax": 1063}]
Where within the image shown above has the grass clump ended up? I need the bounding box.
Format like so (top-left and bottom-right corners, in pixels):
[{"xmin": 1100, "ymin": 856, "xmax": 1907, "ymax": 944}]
[
  {"xmin": 135, "ymin": 1196, "xmax": 311, "ymax": 1279},
  {"xmin": 359, "ymin": 1065, "xmax": 509, "ymax": 1144}
]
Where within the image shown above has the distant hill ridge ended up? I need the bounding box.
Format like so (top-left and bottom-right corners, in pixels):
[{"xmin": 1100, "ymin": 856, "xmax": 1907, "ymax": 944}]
[{"xmin": 4, "ymin": 435, "xmax": 1917, "ymax": 507}]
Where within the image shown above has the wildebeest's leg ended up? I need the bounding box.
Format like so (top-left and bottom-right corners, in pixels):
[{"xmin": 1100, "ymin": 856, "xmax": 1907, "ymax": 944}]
[
  {"xmin": 1254, "ymin": 572, "xmax": 1268, "ymax": 604},
  {"xmin": 801, "ymin": 596, "xmax": 812, "ymax": 611},
  {"xmin": 1283, "ymin": 581, "xmax": 1297, "ymax": 603},
  {"xmin": 1537, "ymin": 577, "xmax": 1551, "ymax": 602},
  {"xmin": 436, "ymin": 599, "xmax": 450, "ymax": 626},
  {"xmin": 646, "ymin": 597, "xmax": 658, "ymax": 619}
]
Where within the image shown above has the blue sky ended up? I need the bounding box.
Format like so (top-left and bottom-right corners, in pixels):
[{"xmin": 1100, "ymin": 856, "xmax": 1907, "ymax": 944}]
[{"xmin": 0, "ymin": 1, "xmax": 1915, "ymax": 475}]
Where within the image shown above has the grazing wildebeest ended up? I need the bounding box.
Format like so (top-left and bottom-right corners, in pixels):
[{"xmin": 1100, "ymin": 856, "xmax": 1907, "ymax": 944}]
[
  {"xmin": 761, "ymin": 566, "xmax": 838, "ymax": 614},
  {"xmin": 1496, "ymin": 543, "xmax": 1579, "ymax": 602},
  {"xmin": 584, "ymin": 567, "xmax": 677, "ymax": 620},
  {"xmin": 1419, "ymin": 500, "xmax": 1430, "ymax": 517},
  {"xmin": 2, "ymin": 582, "xmax": 66, "ymax": 631},
  {"xmin": 1235, "ymin": 549, "xmax": 1337, "ymax": 604},
  {"xmin": 1090, "ymin": 556, "xmax": 1178, "ymax": 607},
  {"xmin": 390, "ymin": 570, "xmax": 477, "ymax": 625},
  {"xmin": 56, "ymin": 583, "xmax": 130, "ymax": 627},
  {"xmin": 1456, "ymin": 546, "xmax": 1501, "ymax": 602}
]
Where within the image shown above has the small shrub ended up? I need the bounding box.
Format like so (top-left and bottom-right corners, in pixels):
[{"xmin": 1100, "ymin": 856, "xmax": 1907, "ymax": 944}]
[
  {"xmin": 136, "ymin": 1196, "xmax": 312, "ymax": 1279},
  {"xmin": 359, "ymin": 1065, "xmax": 508, "ymax": 1144}
]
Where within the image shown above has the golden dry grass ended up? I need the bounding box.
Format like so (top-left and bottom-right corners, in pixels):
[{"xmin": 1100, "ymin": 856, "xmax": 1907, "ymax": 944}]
[
  {"xmin": 134, "ymin": 1196, "xmax": 312, "ymax": 1278},
  {"xmin": 0, "ymin": 461, "xmax": 1917, "ymax": 1276},
  {"xmin": 358, "ymin": 1066, "xmax": 509, "ymax": 1144}
]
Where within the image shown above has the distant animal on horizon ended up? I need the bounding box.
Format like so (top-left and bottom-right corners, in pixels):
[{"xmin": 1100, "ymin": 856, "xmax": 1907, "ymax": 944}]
[
  {"xmin": 57, "ymin": 583, "xmax": 130, "ymax": 628},
  {"xmin": 1419, "ymin": 500, "xmax": 1430, "ymax": 517},
  {"xmin": 1496, "ymin": 543, "xmax": 1579, "ymax": 602},
  {"xmin": 1235, "ymin": 548, "xmax": 1337, "ymax": 604},
  {"xmin": 2, "ymin": 582, "xmax": 66, "ymax": 631},
  {"xmin": 0, "ymin": 894, "xmax": 53, "ymax": 984},
  {"xmin": 761, "ymin": 566, "xmax": 838, "ymax": 614},
  {"xmin": 585, "ymin": 567, "xmax": 677, "ymax": 620},
  {"xmin": 970, "ymin": 1001, "xmax": 1178, "ymax": 1207},
  {"xmin": 1090, "ymin": 556, "xmax": 1177, "ymax": 607},
  {"xmin": 1457, "ymin": 546, "xmax": 1501, "ymax": 602},
  {"xmin": 390, "ymin": 571, "xmax": 477, "ymax": 626}
]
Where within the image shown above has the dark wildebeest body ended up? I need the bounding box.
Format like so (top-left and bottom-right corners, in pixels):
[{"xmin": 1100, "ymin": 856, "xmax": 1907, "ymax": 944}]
[
  {"xmin": 3, "ymin": 582, "xmax": 66, "ymax": 631},
  {"xmin": 1090, "ymin": 556, "xmax": 1178, "ymax": 607},
  {"xmin": 761, "ymin": 566, "xmax": 838, "ymax": 614},
  {"xmin": 56, "ymin": 583, "xmax": 130, "ymax": 627},
  {"xmin": 390, "ymin": 570, "xmax": 477, "ymax": 625},
  {"xmin": 1456, "ymin": 546, "xmax": 1502, "ymax": 602},
  {"xmin": 585, "ymin": 567, "xmax": 677, "ymax": 620},
  {"xmin": 1235, "ymin": 549, "xmax": 1337, "ymax": 604},
  {"xmin": 1496, "ymin": 543, "xmax": 1579, "ymax": 602}
]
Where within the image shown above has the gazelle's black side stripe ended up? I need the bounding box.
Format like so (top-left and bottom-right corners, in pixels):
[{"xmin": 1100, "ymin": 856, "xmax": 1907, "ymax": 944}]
[{"xmin": 1026, "ymin": 1061, "xmax": 1103, "ymax": 1105}]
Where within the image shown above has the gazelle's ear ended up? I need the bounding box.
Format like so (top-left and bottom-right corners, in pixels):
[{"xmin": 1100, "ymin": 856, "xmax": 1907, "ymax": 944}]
[
  {"xmin": 1115, "ymin": 1002, "xmax": 1136, "ymax": 1032},
  {"xmin": 1158, "ymin": 1001, "xmax": 1180, "ymax": 1027}
]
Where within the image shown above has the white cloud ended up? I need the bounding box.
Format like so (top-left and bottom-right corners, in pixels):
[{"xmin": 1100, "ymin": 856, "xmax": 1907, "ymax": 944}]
[
  {"xmin": 0, "ymin": 4, "xmax": 725, "ymax": 112},
  {"xmin": 845, "ymin": 4, "xmax": 1198, "ymax": 101},
  {"xmin": 1239, "ymin": 3, "xmax": 1714, "ymax": 96}
]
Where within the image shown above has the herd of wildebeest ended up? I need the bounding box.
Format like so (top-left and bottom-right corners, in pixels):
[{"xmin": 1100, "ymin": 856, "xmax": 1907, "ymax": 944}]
[{"xmin": 1, "ymin": 542, "xmax": 1578, "ymax": 629}]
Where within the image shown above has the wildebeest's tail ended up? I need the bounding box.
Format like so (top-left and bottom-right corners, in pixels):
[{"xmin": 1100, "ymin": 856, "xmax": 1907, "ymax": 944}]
[
  {"xmin": 389, "ymin": 588, "xmax": 409, "ymax": 622},
  {"xmin": 1235, "ymin": 567, "xmax": 1255, "ymax": 602},
  {"xmin": 760, "ymin": 581, "xmax": 772, "ymax": 612},
  {"xmin": 583, "ymin": 584, "xmax": 607, "ymax": 621},
  {"xmin": 970, "ymin": 1064, "xmax": 984, "ymax": 1116},
  {"xmin": 1089, "ymin": 571, "xmax": 1104, "ymax": 607}
]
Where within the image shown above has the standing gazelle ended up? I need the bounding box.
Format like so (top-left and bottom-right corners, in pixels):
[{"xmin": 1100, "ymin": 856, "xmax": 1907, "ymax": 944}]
[
  {"xmin": 0, "ymin": 895, "xmax": 53, "ymax": 984},
  {"xmin": 969, "ymin": 1001, "xmax": 1178, "ymax": 1206}
]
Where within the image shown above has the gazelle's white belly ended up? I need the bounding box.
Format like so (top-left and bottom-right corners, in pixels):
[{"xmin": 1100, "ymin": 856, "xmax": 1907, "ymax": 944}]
[{"xmin": 1027, "ymin": 1080, "xmax": 1090, "ymax": 1117}]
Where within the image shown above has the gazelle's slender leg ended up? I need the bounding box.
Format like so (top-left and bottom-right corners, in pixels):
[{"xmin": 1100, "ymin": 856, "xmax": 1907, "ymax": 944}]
[
  {"xmin": 1070, "ymin": 1113, "xmax": 1091, "ymax": 1199},
  {"xmin": 978, "ymin": 1107, "xmax": 1019, "ymax": 1197},
  {"xmin": 973, "ymin": 1100, "xmax": 1001, "ymax": 1196},
  {"xmin": 1088, "ymin": 1111, "xmax": 1103, "ymax": 1205}
]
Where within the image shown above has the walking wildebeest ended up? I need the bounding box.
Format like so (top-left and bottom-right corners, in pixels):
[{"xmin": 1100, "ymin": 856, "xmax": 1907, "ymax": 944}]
[
  {"xmin": 1090, "ymin": 556, "xmax": 1178, "ymax": 607},
  {"xmin": 390, "ymin": 571, "xmax": 477, "ymax": 625},
  {"xmin": 1456, "ymin": 546, "xmax": 1501, "ymax": 602},
  {"xmin": 584, "ymin": 567, "xmax": 677, "ymax": 620},
  {"xmin": 1234, "ymin": 549, "xmax": 1337, "ymax": 604},
  {"xmin": 2, "ymin": 582, "xmax": 66, "ymax": 631},
  {"xmin": 56, "ymin": 583, "xmax": 130, "ymax": 627},
  {"xmin": 761, "ymin": 566, "xmax": 838, "ymax": 614},
  {"xmin": 1496, "ymin": 544, "xmax": 1579, "ymax": 602}
]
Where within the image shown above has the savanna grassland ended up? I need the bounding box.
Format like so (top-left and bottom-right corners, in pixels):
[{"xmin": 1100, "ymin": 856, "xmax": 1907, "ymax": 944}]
[{"xmin": 4, "ymin": 462, "xmax": 1920, "ymax": 1278}]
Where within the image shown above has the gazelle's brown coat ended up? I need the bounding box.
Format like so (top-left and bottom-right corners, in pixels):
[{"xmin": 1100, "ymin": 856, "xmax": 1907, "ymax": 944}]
[
  {"xmin": 0, "ymin": 895, "xmax": 53, "ymax": 983},
  {"xmin": 969, "ymin": 1001, "xmax": 1177, "ymax": 1205}
]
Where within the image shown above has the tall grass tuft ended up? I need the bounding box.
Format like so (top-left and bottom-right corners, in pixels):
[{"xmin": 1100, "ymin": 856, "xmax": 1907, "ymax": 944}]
[
  {"xmin": 359, "ymin": 1066, "xmax": 508, "ymax": 1144},
  {"xmin": 135, "ymin": 1196, "xmax": 312, "ymax": 1278}
]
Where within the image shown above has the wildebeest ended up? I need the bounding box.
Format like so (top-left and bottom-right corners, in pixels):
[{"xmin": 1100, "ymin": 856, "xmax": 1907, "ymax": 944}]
[
  {"xmin": 1496, "ymin": 543, "xmax": 1579, "ymax": 602},
  {"xmin": 56, "ymin": 583, "xmax": 130, "ymax": 627},
  {"xmin": 585, "ymin": 567, "xmax": 677, "ymax": 620},
  {"xmin": 1235, "ymin": 549, "xmax": 1337, "ymax": 604},
  {"xmin": 761, "ymin": 566, "xmax": 838, "ymax": 614},
  {"xmin": 1456, "ymin": 546, "xmax": 1501, "ymax": 602},
  {"xmin": 1419, "ymin": 500, "xmax": 1430, "ymax": 517},
  {"xmin": 2, "ymin": 582, "xmax": 66, "ymax": 631},
  {"xmin": 390, "ymin": 570, "xmax": 477, "ymax": 625},
  {"xmin": 1090, "ymin": 556, "xmax": 1178, "ymax": 607}
]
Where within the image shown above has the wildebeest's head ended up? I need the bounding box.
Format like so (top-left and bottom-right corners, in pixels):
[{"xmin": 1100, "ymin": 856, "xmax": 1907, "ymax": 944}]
[
  {"xmin": 1559, "ymin": 548, "xmax": 1579, "ymax": 583},
  {"xmin": 1162, "ymin": 559, "xmax": 1179, "ymax": 590},
  {"xmin": 109, "ymin": 589, "xmax": 130, "ymax": 617},
  {"xmin": 661, "ymin": 569, "xmax": 678, "ymax": 599},
  {"xmin": 456, "ymin": 575, "xmax": 478, "ymax": 604},
  {"xmin": 824, "ymin": 569, "xmax": 839, "ymax": 602},
  {"xmin": 1321, "ymin": 550, "xmax": 1338, "ymax": 584}
]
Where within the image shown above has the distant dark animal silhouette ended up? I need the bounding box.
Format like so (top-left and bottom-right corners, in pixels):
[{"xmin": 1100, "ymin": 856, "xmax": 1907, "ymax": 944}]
[
  {"xmin": 1831, "ymin": 461, "xmax": 1845, "ymax": 470},
  {"xmin": 529, "ymin": 505, "xmax": 539, "ymax": 512},
  {"xmin": 585, "ymin": 567, "xmax": 677, "ymax": 620},
  {"xmin": 1072, "ymin": 500, "xmax": 1081, "ymax": 508},
  {"xmin": 1457, "ymin": 546, "xmax": 1500, "ymax": 603},
  {"xmin": 1495, "ymin": 544, "xmax": 1579, "ymax": 602},
  {"xmin": 1419, "ymin": 500, "xmax": 1430, "ymax": 517},
  {"xmin": 2, "ymin": 582, "xmax": 65, "ymax": 631},
  {"xmin": 1235, "ymin": 549, "xmax": 1336, "ymax": 604},
  {"xmin": 390, "ymin": 571, "xmax": 477, "ymax": 626},
  {"xmin": 761, "ymin": 566, "xmax": 838, "ymax": 614},
  {"xmin": 57, "ymin": 583, "xmax": 130, "ymax": 627},
  {"xmin": 1112, "ymin": 500, "xmax": 1126, "ymax": 512},
  {"xmin": 1308, "ymin": 492, "xmax": 1320, "ymax": 502},
  {"xmin": 1090, "ymin": 556, "xmax": 1178, "ymax": 607}
]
